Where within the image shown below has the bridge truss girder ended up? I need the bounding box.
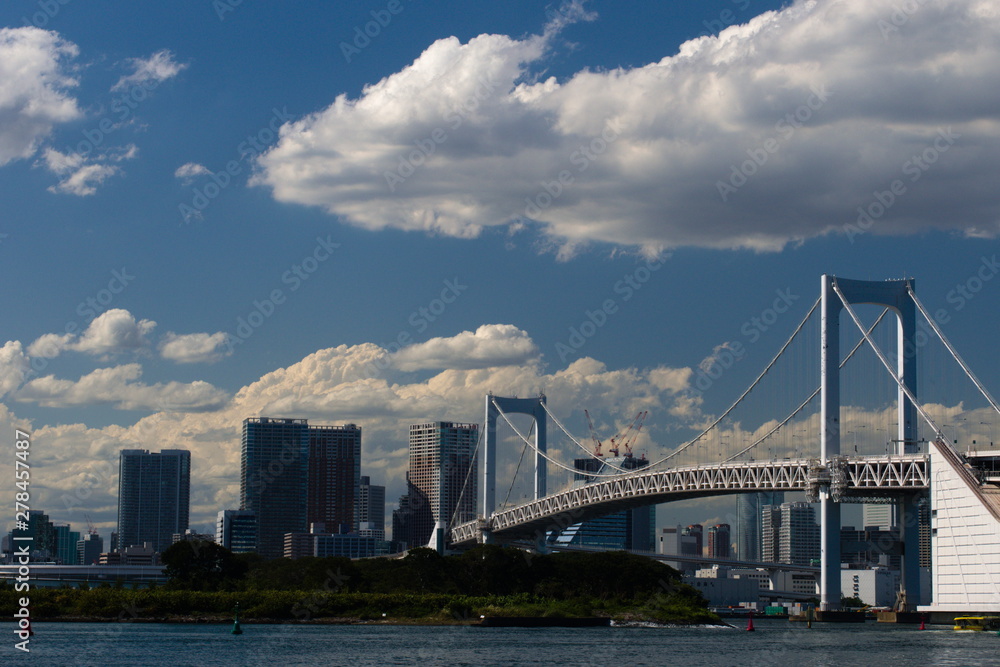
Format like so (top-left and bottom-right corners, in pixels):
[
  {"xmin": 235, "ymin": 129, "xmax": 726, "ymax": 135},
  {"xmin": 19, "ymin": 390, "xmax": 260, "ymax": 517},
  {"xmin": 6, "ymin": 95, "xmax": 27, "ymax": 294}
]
[{"xmin": 450, "ymin": 456, "xmax": 930, "ymax": 546}]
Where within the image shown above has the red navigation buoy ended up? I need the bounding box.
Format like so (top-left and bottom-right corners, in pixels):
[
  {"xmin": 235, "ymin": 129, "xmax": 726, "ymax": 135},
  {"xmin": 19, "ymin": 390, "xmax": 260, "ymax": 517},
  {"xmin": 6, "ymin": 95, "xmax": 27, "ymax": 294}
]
[
  {"xmin": 919, "ymin": 616, "xmax": 926, "ymax": 630},
  {"xmin": 747, "ymin": 610, "xmax": 755, "ymax": 632}
]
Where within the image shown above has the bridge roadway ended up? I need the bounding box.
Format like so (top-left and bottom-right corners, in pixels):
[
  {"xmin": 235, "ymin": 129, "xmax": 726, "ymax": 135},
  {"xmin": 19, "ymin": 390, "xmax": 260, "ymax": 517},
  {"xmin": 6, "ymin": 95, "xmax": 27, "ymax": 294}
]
[{"xmin": 451, "ymin": 455, "xmax": 930, "ymax": 546}]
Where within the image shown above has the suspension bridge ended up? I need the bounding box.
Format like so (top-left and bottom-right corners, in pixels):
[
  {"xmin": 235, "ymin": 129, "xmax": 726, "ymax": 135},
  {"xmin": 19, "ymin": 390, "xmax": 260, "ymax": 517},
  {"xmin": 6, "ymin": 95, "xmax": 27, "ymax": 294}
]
[{"xmin": 442, "ymin": 275, "xmax": 1000, "ymax": 614}]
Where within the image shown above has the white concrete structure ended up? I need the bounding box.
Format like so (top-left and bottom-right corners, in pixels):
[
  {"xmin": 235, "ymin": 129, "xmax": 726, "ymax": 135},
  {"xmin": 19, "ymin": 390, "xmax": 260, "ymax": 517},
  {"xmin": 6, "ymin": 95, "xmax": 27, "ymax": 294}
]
[
  {"xmin": 919, "ymin": 441, "xmax": 1000, "ymax": 613},
  {"xmin": 842, "ymin": 568, "xmax": 899, "ymax": 607}
]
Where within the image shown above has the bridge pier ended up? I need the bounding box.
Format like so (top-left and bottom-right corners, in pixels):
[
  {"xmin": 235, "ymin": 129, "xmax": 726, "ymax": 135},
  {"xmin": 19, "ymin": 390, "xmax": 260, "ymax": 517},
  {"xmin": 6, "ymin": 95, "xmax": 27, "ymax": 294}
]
[
  {"xmin": 820, "ymin": 275, "xmax": 919, "ymax": 610},
  {"xmin": 898, "ymin": 493, "xmax": 923, "ymax": 609},
  {"xmin": 483, "ymin": 394, "xmax": 548, "ymax": 522}
]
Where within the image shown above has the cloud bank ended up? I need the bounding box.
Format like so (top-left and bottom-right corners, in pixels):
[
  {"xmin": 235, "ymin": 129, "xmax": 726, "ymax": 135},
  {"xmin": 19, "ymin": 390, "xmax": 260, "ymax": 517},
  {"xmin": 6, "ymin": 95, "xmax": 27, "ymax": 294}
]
[
  {"xmin": 255, "ymin": 0, "xmax": 1000, "ymax": 254},
  {"xmin": 0, "ymin": 27, "xmax": 80, "ymax": 167}
]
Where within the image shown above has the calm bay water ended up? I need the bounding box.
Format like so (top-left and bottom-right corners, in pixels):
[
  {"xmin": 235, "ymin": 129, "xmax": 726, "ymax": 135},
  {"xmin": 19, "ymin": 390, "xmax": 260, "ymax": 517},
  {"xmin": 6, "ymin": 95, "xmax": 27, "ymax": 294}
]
[{"xmin": 7, "ymin": 618, "xmax": 999, "ymax": 666}]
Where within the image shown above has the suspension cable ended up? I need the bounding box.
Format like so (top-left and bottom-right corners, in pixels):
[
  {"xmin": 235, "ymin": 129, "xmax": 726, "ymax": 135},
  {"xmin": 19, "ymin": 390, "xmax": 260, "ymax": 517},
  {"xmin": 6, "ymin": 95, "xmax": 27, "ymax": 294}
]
[
  {"xmin": 492, "ymin": 398, "xmax": 626, "ymax": 478},
  {"xmin": 448, "ymin": 423, "xmax": 483, "ymax": 530},
  {"xmin": 832, "ymin": 281, "xmax": 947, "ymax": 443},
  {"xmin": 540, "ymin": 401, "xmax": 631, "ymax": 473},
  {"xmin": 907, "ymin": 284, "xmax": 1000, "ymax": 417},
  {"xmin": 723, "ymin": 307, "xmax": 890, "ymax": 462},
  {"xmin": 501, "ymin": 420, "xmax": 534, "ymax": 509},
  {"xmin": 646, "ymin": 295, "xmax": 821, "ymax": 469}
]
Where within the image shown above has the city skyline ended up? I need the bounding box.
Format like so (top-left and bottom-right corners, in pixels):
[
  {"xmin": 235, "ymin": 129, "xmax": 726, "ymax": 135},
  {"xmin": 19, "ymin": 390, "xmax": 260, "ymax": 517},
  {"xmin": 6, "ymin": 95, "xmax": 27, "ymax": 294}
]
[{"xmin": 2, "ymin": 0, "xmax": 1000, "ymax": 542}]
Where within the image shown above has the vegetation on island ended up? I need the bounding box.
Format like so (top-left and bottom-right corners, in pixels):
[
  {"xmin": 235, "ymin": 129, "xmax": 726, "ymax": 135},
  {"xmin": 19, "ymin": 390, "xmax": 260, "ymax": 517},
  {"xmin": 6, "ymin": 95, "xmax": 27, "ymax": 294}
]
[{"xmin": 1, "ymin": 543, "xmax": 721, "ymax": 625}]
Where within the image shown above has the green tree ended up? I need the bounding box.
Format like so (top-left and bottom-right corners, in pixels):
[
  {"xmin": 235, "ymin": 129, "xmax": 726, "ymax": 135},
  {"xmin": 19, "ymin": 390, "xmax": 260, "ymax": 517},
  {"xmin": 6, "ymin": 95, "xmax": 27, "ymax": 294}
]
[{"xmin": 161, "ymin": 540, "xmax": 248, "ymax": 590}]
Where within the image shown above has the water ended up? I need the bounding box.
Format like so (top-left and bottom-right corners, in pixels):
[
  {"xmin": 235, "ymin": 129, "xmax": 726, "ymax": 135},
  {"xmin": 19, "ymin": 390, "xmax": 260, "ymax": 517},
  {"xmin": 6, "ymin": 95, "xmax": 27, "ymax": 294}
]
[{"xmin": 7, "ymin": 619, "xmax": 999, "ymax": 666}]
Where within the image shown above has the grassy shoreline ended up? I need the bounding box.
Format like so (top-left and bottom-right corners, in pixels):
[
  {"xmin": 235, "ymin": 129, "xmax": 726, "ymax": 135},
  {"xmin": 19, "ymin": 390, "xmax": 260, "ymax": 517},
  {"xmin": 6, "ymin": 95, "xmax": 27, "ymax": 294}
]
[
  {"xmin": 1, "ymin": 588, "xmax": 721, "ymax": 626},
  {"xmin": 3, "ymin": 547, "xmax": 723, "ymax": 627}
]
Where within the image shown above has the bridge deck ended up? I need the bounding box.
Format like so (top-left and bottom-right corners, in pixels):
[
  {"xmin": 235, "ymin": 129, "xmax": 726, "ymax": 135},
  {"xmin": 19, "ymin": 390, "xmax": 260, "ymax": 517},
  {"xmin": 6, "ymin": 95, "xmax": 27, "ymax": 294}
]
[{"xmin": 451, "ymin": 455, "xmax": 929, "ymax": 546}]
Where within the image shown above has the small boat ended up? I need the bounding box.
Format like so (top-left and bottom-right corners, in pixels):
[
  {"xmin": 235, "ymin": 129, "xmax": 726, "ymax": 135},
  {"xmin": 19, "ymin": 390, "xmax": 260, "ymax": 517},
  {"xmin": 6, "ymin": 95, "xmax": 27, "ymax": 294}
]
[{"xmin": 953, "ymin": 616, "xmax": 1000, "ymax": 632}]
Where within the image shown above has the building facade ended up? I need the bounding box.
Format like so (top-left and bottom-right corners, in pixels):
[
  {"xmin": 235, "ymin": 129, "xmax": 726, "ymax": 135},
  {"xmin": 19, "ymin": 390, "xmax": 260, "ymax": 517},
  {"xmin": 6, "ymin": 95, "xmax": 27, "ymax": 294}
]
[
  {"xmin": 54, "ymin": 525, "xmax": 81, "ymax": 565},
  {"xmin": 357, "ymin": 476, "xmax": 386, "ymax": 540},
  {"xmin": 117, "ymin": 449, "xmax": 191, "ymax": 554},
  {"xmin": 77, "ymin": 533, "xmax": 103, "ymax": 566},
  {"xmin": 736, "ymin": 491, "xmax": 785, "ymax": 561},
  {"xmin": 307, "ymin": 424, "xmax": 361, "ymax": 532},
  {"xmin": 707, "ymin": 523, "xmax": 731, "ymax": 559},
  {"xmin": 241, "ymin": 418, "xmax": 309, "ymax": 559},
  {"xmin": 406, "ymin": 422, "xmax": 478, "ymax": 548},
  {"xmin": 216, "ymin": 509, "xmax": 257, "ymax": 553},
  {"xmin": 761, "ymin": 502, "xmax": 820, "ymax": 566}
]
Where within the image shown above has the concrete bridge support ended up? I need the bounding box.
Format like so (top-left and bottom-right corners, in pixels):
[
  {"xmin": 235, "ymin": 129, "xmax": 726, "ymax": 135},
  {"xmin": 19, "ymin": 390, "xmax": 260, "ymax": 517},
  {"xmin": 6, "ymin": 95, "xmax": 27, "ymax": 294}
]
[
  {"xmin": 483, "ymin": 394, "xmax": 547, "ymax": 543},
  {"xmin": 821, "ymin": 275, "xmax": 919, "ymax": 610}
]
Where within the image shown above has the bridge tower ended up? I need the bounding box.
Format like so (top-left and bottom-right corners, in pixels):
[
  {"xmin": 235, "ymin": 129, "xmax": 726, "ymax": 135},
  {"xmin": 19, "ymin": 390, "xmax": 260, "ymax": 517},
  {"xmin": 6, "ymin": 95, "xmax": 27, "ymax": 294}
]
[
  {"xmin": 820, "ymin": 275, "xmax": 921, "ymax": 610},
  {"xmin": 482, "ymin": 394, "xmax": 547, "ymax": 543}
]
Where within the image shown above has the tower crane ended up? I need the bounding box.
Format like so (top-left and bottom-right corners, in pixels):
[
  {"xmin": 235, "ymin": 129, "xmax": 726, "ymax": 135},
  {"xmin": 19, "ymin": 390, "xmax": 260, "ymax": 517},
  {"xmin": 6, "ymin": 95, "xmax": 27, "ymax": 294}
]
[{"xmin": 610, "ymin": 411, "xmax": 648, "ymax": 458}]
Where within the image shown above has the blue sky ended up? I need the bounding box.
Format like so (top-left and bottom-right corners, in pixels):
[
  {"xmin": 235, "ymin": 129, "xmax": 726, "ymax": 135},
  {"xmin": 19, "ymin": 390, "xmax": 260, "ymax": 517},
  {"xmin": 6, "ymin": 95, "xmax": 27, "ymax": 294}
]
[{"xmin": 2, "ymin": 0, "xmax": 999, "ymax": 541}]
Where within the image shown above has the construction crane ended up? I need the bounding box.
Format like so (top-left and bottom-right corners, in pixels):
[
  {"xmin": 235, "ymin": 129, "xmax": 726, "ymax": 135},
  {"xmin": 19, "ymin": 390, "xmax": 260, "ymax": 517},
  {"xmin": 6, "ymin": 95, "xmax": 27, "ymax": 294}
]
[
  {"xmin": 584, "ymin": 409, "xmax": 603, "ymax": 457},
  {"xmin": 84, "ymin": 513, "xmax": 99, "ymax": 536},
  {"xmin": 611, "ymin": 411, "xmax": 648, "ymax": 458}
]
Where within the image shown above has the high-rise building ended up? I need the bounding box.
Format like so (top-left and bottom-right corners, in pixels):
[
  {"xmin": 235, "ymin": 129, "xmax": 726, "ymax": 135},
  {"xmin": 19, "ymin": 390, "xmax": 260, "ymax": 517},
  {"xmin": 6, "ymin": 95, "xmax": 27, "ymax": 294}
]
[
  {"xmin": 53, "ymin": 525, "xmax": 80, "ymax": 565},
  {"xmin": 216, "ymin": 509, "xmax": 257, "ymax": 553},
  {"xmin": 357, "ymin": 476, "xmax": 386, "ymax": 540},
  {"xmin": 77, "ymin": 532, "xmax": 103, "ymax": 565},
  {"xmin": 736, "ymin": 491, "xmax": 785, "ymax": 561},
  {"xmin": 307, "ymin": 424, "xmax": 361, "ymax": 532},
  {"xmin": 761, "ymin": 505, "xmax": 781, "ymax": 563},
  {"xmin": 683, "ymin": 524, "xmax": 704, "ymax": 556},
  {"xmin": 840, "ymin": 526, "xmax": 901, "ymax": 569},
  {"xmin": 117, "ymin": 449, "xmax": 191, "ymax": 554},
  {"xmin": 11, "ymin": 510, "xmax": 57, "ymax": 560},
  {"xmin": 761, "ymin": 502, "xmax": 820, "ymax": 565},
  {"xmin": 241, "ymin": 418, "xmax": 309, "ymax": 559},
  {"xmin": 391, "ymin": 475, "xmax": 433, "ymax": 550},
  {"xmin": 551, "ymin": 455, "xmax": 655, "ymax": 551},
  {"xmin": 406, "ymin": 422, "xmax": 478, "ymax": 548},
  {"xmin": 707, "ymin": 523, "xmax": 731, "ymax": 559},
  {"xmin": 862, "ymin": 503, "xmax": 897, "ymax": 530}
]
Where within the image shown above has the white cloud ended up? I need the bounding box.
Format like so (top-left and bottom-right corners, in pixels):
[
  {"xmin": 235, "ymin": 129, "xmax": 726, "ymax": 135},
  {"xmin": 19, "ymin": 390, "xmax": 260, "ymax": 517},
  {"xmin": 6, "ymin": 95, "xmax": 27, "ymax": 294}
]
[
  {"xmin": 254, "ymin": 0, "xmax": 1000, "ymax": 253},
  {"xmin": 159, "ymin": 332, "xmax": 232, "ymax": 364},
  {"xmin": 174, "ymin": 162, "xmax": 211, "ymax": 184},
  {"xmin": 39, "ymin": 146, "xmax": 137, "ymax": 196},
  {"xmin": 27, "ymin": 332, "xmax": 74, "ymax": 359},
  {"xmin": 391, "ymin": 324, "xmax": 540, "ymax": 371},
  {"xmin": 48, "ymin": 162, "xmax": 120, "ymax": 196},
  {"xmin": 0, "ymin": 27, "xmax": 81, "ymax": 167},
  {"xmin": 8, "ymin": 322, "xmax": 991, "ymax": 538},
  {"xmin": 16, "ymin": 364, "xmax": 229, "ymax": 412},
  {"xmin": 73, "ymin": 309, "xmax": 156, "ymax": 357},
  {"xmin": 1, "ymin": 330, "xmax": 700, "ymax": 531},
  {"xmin": 111, "ymin": 48, "xmax": 187, "ymax": 91},
  {"xmin": 0, "ymin": 341, "xmax": 29, "ymax": 399}
]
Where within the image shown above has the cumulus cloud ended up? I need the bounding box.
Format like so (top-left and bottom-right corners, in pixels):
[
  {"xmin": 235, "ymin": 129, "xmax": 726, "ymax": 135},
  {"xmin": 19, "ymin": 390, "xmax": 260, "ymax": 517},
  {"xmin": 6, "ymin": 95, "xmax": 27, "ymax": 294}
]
[
  {"xmin": 39, "ymin": 145, "xmax": 137, "ymax": 196},
  {"xmin": 159, "ymin": 332, "xmax": 232, "ymax": 364},
  {"xmin": 254, "ymin": 0, "xmax": 1000, "ymax": 253},
  {"xmin": 111, "ymin": 48, "xmax": 187, "ymax": 91},
  {"xmin": 27, "ymin": 332, "xmax": 75, "ymax": 359},
  {"xmin": 73, "ymin": 309, "xmax": 156, "ymax": 357},
  {"xmin": 174, "ymin": 162, "xmax": 211, "ymax": 184},
  {"xmin": 16, "ymin": 364, "xmax": 229, "ymax": 412},
  {"xmin": 9, "ymin": 322, "xmax": 989, "ymax": 535},
  {"xmin": 0, "ymin": 341, "xmax": 30, "ymax": 399},
  {"xmin": 3, "ymin": 329, "xmax": 703, "ymax": 531},
  {"xmin": 0, "ymin": 27, "xmax": 81, "ymax": 167},
  {"xmin": 391, "ymin": 324, "xmax": 540, "ymax": 371}
]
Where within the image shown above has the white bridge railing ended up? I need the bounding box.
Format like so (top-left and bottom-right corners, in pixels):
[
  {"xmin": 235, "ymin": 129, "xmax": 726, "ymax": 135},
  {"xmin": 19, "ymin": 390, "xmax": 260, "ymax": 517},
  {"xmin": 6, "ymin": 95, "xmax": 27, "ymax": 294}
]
[{"xmin": 451, "ymin": 455, "xmax": 929, "ymax": 545}]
